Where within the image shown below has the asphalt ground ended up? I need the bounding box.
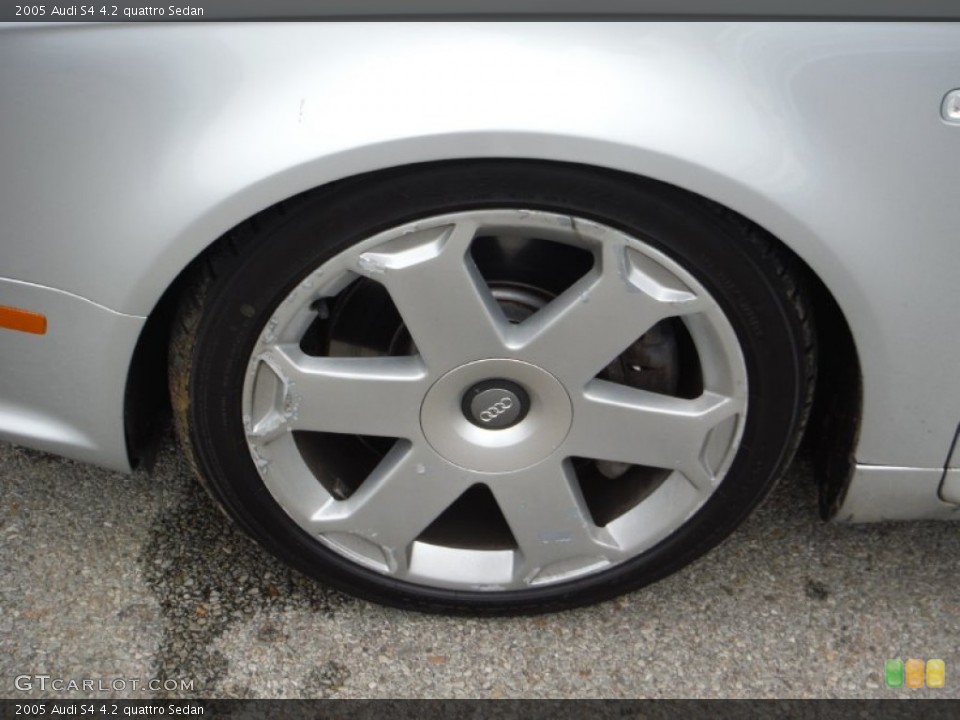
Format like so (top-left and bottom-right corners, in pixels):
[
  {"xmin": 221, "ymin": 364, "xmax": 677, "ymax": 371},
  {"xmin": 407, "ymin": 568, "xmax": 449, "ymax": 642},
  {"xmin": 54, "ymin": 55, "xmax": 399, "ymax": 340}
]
[{"xmin": 1, "ymin": 431, "xmax": 958, "ymax": 700}]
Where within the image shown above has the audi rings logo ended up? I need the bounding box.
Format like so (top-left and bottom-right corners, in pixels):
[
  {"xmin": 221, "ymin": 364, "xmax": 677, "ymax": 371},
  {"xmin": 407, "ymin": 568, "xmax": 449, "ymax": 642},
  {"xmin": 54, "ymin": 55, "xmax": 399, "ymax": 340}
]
[
  {"xmin": 479, "ymin": 397, "xmax": 514, "ymax": 423},
  {"xmin": 464, "ymin": 381, "xmax": 527, "ymax": 430}
]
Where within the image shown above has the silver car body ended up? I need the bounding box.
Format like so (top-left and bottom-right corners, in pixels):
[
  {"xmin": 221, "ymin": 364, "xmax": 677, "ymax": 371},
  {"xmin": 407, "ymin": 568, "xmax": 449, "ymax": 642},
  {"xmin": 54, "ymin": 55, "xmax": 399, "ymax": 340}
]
[{"xmin": 1, "ymin": 22, "xmax": 958, "ymax": 521}]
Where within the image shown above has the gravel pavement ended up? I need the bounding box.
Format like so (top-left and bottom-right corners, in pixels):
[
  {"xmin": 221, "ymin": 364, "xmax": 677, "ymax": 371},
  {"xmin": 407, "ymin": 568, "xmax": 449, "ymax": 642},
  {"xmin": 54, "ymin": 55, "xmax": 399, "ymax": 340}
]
[{"xmin": 1, "ymin": 432, "xmax": 958, "ymax": 699}]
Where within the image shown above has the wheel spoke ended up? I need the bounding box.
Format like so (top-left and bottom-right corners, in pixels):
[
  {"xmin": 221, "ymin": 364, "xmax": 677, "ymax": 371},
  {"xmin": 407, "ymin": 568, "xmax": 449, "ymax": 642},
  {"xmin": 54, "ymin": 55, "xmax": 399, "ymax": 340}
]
[
  {"xmin": 310, "ymin": 443, "xmax": 468, "ymax": 562},
  {"xmin": 513, "ymin": 239, "xmax": 705, "ymax": 386},
  {"xmin": 568, "ymin": 381, "xmax": 744, "ymax": 494},
  {"xmin": 257, "ymin": 344, "xmax": 429, "ymax": 439},
  {"xmin": 355, "ymin": 220, "xmax": 507, "ymax": 368},
  {"xmin": 491, "ymin": 461, "xmax": 620, "ymax": 584}
]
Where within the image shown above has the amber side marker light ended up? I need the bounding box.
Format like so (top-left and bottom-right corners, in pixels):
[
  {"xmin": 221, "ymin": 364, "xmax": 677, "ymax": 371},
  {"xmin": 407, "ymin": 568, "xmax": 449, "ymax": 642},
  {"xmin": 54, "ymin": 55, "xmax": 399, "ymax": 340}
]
[{"xmin": 0, "ymin": 305, "xmax": 48, "ymax": 335}]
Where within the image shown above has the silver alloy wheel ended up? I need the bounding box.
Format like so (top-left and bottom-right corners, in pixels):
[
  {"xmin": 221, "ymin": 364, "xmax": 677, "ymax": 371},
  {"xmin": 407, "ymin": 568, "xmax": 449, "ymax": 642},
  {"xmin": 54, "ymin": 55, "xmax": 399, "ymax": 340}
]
[{"xmin": 241, "ymin": 209, "xmax": 748, "ymax": 591}]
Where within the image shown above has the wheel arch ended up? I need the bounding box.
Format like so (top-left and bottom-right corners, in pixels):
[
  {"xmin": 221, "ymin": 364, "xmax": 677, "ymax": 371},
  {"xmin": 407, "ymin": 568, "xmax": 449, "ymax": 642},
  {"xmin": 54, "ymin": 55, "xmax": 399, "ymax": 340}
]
[{"xmin": 123, "ymin": 156, "xmax": 863, "ymax": 515}]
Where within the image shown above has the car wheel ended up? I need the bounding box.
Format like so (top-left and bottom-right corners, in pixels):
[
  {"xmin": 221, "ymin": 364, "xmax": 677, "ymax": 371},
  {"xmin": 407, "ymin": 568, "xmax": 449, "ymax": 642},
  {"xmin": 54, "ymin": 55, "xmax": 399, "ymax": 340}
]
[{"xmin": 170, "ymin": 162, "xmax": 815, "ymax": 614}]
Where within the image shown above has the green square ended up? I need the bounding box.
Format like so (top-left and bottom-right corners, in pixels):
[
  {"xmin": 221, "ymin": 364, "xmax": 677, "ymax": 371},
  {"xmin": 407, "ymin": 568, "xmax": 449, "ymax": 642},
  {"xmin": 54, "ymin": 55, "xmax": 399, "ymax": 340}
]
[{"xmin": 886, "ymin": 659, "xmax": 905, "ymax": 688}]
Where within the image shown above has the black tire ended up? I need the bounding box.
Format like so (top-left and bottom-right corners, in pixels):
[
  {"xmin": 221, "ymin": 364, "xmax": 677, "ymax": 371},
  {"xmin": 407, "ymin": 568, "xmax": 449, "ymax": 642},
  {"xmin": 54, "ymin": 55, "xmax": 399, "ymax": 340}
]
[{"xmin": 170, "ymin": 161, "xmax": 815, "ymax": 614}]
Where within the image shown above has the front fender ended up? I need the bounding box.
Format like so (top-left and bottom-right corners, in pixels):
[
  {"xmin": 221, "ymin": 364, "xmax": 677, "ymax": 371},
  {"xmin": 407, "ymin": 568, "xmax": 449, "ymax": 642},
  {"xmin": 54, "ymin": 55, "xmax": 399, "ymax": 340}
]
[{"xmin": 2, "ymin": 22, "xmax": 959, "ymax": 470}]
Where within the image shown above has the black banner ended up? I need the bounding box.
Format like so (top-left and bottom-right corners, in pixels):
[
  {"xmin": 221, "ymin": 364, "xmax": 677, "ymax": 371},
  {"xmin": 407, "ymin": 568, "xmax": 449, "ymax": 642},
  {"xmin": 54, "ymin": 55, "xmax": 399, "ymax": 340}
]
[
  {"xmin": 2, "ymin": 0, "xmax": 960, "ymax": 22},
  {"xmin": 1, "ymin": 701, "xmax": 958, "ymax": 720}
]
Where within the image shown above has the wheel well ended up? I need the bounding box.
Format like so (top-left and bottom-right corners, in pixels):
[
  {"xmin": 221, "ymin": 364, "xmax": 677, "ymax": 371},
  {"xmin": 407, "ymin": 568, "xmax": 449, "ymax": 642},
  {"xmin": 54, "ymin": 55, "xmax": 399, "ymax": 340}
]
[
  {"xmin": 122, "ymin": 159, "xmax": 863, "ymax": 510},
  {"xmin": 801, "ymin": 266, "xmax": 863, "ymax": 520},
  {"xmin": 122, "ymin": 264, "xmax": 185, "ymax": 470}
]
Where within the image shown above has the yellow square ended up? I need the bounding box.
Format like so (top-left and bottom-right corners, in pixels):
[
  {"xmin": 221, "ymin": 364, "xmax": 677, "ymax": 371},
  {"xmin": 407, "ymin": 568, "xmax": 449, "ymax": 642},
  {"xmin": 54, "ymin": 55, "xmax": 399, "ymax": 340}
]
[
  {"xmin": 905, "ymin": 658, "xmax": 925, "ymax": 688},
  {"xmin": 927, "ymin": 659, "xmax": 945, "ymax": 689}
]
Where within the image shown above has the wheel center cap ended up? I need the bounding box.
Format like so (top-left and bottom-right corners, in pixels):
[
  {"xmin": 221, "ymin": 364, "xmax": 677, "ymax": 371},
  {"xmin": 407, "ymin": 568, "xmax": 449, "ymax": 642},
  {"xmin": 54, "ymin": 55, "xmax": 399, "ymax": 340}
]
[
  {"xmin": 420, "ymin": 359, "xmax": 573, "ymax": 474},
  {"xmin": 463, "ymin": 380, "xmax": 529, "ymax": 430}
]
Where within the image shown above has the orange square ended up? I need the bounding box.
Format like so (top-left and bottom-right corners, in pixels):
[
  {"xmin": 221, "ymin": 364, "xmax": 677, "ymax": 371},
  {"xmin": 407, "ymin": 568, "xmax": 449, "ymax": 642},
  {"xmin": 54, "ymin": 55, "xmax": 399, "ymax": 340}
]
[{"xmin": 905, "ymin": 658, "xmax": 925, "ymax": 688}]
